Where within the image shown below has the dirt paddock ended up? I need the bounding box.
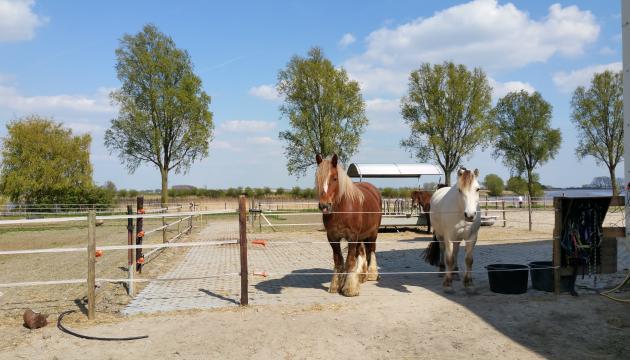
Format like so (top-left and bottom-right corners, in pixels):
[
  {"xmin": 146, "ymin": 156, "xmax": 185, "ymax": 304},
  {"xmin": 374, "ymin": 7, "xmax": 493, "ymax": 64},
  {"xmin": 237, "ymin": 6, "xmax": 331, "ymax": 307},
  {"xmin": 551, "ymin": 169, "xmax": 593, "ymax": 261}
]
[{"xmin": 1, "ymin": 208, "xmax": 629, "ymax": 359}]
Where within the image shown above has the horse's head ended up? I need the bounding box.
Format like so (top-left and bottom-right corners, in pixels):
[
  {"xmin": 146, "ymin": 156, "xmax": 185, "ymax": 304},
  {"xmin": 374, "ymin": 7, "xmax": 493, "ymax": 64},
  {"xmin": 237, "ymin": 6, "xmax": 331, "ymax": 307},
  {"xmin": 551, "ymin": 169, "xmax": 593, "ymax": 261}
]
[
  {"xmin": 457, "ymin": 167, "xmax": 480, "ymax": 222},
  {"xmin": 315, "ymin": 153, "xmax": 339, "ymax": 214}
]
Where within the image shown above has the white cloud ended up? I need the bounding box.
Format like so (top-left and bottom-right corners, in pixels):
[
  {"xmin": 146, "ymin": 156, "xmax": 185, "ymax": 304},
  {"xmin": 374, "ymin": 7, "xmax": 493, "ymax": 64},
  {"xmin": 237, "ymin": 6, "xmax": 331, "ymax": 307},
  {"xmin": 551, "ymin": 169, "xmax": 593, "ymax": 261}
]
[
  {"xmin": 219, "ymin": 120, "xmax": 276, "ymax": 133},
  {"xmin": 599, "ymin": 46, "xmax": 615, "ymax": 55},
  {"xmin": 0, "ymin": 73, "xmax": 15, "ymax": 83},
  {"xmin": 210, "ymin": 140, "xmax": 241, "ymax": 152},
  {"xmin": 65, "ymin": 122, "xmax": 105, "ymax": 134},
  {"xmin": 344, "ymin": 0, "xmax": 599, "ymax": 96},
  {"xmin": 0, "ymin": 84, "xmax": 115, "ymax": 114},
  {"xmin": 338, "ymin": 33, "xmax": 356, "ymax": 48},
  {"xmin": 248, "ymin": 84, "xmax": 280, "ymax": 101},
  {"xmin": 489, "ymin": 78, "xmax": 535, "ymax": 100},
  {"xmin": 552, "ymin": 62, "xmax": 622, "ymax": 93},
  {"xmin": 246, "ymin": 136, "xmax": 277, "ymax": 145},
  {"xmin": 0, "ymin": 0, "xmax": 48, "ymax": 42},
  {"xmin": 365, "ymin": 98, "xmax": 405, "ymax": 132}
]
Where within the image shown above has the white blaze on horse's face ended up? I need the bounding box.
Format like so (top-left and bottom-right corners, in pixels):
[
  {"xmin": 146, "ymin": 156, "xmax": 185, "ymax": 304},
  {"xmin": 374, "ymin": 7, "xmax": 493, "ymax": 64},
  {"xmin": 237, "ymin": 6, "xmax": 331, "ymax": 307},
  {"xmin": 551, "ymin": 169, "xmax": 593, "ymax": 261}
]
[
  {"xmin": 457, "ymin": 168, "xmax": 480, "ymax": 222},
  {"xmin": 315, "ymin": 153, "xmax": 339, "ymax": 214}
]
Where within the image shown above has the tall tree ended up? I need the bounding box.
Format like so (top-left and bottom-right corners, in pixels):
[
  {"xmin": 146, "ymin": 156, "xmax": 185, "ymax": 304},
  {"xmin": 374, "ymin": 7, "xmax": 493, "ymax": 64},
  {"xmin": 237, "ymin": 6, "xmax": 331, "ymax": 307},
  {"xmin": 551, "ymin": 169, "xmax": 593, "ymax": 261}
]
[
  {"xmin": 492, "ymin": 91, "xmax": 561, "ymax": 230},
  {"xmin": 483, "ymin": 174, "xmax": 504, "ymax": 197},
  {"xmin": 570, "ymin": 70, "xmax": 623, "ymax": 196},
  {"xmin": 400, "ymin": 61, "xmax": 493, "ymax": 185},
  {"xmin": 105, "ymin": 24, "xmax": 214, "ymax": 205},
  {"xmin": 278, "ymin": 47, "xmax": 367, "ymax": 176},
  {"xmin": 0, "ymin": 116, "xmax": 95, "ymax": 204}
]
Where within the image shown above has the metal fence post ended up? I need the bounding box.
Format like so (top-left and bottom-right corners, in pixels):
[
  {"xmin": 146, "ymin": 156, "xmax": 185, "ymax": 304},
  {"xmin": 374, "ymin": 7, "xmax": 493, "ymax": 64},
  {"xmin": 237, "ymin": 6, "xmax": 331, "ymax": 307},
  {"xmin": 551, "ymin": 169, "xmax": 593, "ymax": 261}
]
[
  {"xmin": 162, "ymin": 204, "xmax": 167, "ymax": 244},
  {"xmin": 87, "ymin": 210, "xmax": 96, "ymax": 320},
  {"xmin": 127, "ymin": 205, "xmax": 134, "ymax": 296}
]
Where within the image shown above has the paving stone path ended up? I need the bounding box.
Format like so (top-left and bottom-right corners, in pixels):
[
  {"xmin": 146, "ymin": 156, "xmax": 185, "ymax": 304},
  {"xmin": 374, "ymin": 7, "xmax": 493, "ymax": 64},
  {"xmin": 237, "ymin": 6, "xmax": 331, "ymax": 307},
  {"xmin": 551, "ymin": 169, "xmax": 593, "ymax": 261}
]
[{"xmin": 124, "ymin": 224, "xmax": 630, "ymax": 315}]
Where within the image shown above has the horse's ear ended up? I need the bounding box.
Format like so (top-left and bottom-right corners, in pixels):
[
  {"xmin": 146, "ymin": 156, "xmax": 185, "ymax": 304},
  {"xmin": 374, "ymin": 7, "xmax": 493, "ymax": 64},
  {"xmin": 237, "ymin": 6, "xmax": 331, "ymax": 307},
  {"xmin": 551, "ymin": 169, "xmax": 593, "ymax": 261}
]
[
  {"xmin": 316, "ymin": 154, "xmax": 323, "ymax": 165},
  {"xmin": 331, "ymin": 154, "xmax": 338, "ymax": 167},
  {"xmin": 474, "ymin": 168, "xmax": 479, "ymax": 177}
]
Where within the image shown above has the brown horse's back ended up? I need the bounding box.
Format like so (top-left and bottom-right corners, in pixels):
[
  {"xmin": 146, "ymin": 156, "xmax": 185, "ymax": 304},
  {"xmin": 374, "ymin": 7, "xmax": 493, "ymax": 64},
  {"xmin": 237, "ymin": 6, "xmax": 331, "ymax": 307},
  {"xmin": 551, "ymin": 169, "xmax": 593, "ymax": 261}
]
[{"xmin": 324, "ymin": 182, "xmax": 382, "ymax": 239}]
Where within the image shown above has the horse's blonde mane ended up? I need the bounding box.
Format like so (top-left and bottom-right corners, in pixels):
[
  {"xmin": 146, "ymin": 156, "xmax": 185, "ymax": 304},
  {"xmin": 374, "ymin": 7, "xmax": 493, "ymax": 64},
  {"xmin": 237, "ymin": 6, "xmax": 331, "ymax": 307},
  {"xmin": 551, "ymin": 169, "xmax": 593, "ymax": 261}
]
[
  {"xmin": 457, "ymin": 168, "xmax": 479, "ymax": 192},
  {"xmin": 459, "ymin": 171, "xmax": 473, "ymax": 190},
  {"xmin": 315, "ymin": 158, "xmax": 364, "ymax": 204}
]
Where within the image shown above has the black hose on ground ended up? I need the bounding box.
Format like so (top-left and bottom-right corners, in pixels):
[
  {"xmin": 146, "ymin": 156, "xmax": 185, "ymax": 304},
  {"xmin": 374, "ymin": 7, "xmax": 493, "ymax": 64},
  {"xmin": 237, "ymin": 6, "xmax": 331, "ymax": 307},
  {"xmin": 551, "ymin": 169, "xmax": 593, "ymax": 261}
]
[{"xmin": 57, "ymin": 310, "xmax": 148, "ymax": 341}]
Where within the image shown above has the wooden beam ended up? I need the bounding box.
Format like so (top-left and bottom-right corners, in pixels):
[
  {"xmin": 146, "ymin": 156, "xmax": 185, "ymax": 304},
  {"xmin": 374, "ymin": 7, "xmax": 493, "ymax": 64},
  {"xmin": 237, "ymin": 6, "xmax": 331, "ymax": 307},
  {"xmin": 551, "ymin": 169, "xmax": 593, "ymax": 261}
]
[{"xmin": 552, "ymin": 197, "xmax": 562, "ymax": 295}]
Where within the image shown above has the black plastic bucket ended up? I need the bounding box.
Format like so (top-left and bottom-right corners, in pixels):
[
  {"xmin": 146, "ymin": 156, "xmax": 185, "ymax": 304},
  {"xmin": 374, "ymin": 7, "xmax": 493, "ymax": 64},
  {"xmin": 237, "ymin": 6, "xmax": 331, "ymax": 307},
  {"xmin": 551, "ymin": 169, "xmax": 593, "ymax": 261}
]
[
  {"xmin": 486, "ymin": 264, "xmax": 528, "ymax": 294},
  {"xmin": 529, "ymin": 261, "xmax": 554, "ymax": 292},
  {"xmin": 529, "ymin": 261, "xmax": 575, "ymax": 293}
]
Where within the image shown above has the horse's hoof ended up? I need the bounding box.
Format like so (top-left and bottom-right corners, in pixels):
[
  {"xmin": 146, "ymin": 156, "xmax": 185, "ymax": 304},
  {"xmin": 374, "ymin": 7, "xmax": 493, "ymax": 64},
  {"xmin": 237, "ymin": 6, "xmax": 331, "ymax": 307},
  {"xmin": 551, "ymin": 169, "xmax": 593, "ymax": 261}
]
[
  {"xmin": 340, "ymin": 286, "xmax": 360, "ymax": 297},
  {"xmin": 443, "ymin": 286, "xmax": 455, "ymax": 294},
  {"xmin": 464, "ymin": 286, "xmax": 478, "ymax": 295},
  {"xmin": 367, "ymin": 273, "xmax": 379, "ymax": 281},
  {"xmin": 328, "ymin": 286, "xmax": 340, "ymax": 293}
]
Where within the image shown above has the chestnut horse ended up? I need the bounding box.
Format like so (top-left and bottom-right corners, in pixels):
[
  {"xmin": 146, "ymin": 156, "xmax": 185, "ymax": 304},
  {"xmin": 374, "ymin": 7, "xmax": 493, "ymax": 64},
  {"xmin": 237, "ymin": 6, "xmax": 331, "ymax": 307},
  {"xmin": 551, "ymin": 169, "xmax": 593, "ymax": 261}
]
[
  {"xmin": 411, "ymin": 190, "xmax": 433, "ymax": 233},
  {"xmin": 315, "ymin": 154, "xmax": 382, "ymax": 297},
  {"xmin": 411, "ymin": 184, "xmax": 448, "ymax": 233},
  {"xmin": 423, "ymin": 169, "xmax": 481, "ymax": 294}
]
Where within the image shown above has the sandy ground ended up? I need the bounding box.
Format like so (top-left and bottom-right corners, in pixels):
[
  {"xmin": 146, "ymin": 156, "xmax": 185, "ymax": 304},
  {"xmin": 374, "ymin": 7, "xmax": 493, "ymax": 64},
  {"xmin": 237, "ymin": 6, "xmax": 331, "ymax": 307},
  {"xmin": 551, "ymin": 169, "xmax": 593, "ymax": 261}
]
[
  {"xmin": 0, "ymin": 208, "xmax": 629, "ymax": 359},
  {"xmin": 0, "ymin": 216, "xmax": 211, "ymax": 323},
  {"xmin": 1, "ymin": 288, "xmax": 629, "ymax": 359}
]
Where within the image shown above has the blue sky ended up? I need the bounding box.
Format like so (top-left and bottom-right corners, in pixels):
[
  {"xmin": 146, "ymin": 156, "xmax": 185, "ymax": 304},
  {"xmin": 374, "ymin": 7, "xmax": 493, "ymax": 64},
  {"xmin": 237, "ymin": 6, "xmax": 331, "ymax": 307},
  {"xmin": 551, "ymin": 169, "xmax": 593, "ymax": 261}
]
[{"xmin": 0, "ymin": 0, "xmax": 623, "ymax": 190}]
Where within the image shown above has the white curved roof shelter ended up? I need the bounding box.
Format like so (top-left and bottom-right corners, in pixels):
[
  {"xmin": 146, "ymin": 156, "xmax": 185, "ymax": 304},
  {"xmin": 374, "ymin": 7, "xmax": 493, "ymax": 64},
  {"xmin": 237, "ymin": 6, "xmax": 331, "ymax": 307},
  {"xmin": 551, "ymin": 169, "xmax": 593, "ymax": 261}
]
[{"xmin": 347, "ymin": 163, "xmax": 443, "ymax": 180}]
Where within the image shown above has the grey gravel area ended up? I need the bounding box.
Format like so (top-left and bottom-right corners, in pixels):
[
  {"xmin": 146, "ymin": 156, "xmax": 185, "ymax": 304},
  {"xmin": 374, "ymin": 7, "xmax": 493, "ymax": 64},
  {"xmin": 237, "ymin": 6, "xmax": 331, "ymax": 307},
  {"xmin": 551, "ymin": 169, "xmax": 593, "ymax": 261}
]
[{"xmin": 124, "ymin": 225, "xmax": 630, "ymax": 315}]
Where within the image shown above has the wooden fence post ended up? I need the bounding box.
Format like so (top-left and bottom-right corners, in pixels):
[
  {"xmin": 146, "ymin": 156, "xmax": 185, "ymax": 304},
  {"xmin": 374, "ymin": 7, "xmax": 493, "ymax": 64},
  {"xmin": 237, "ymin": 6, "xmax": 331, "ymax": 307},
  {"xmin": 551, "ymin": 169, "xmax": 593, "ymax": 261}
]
[
  {"xmin": 239, "ymin": 195, "xmax": 249, "ymax": 306},
  {"xmin": 87, "ymin": 210, "xmax": 96, "ymax": 320},
  {"xmin": 136, "ymin": 196, "xmax": 144, "ymax": 273},
  {"xmin": 127, "ymin": 205, "xmax": 134, "ymax": 296},
  {"xmin": 502, "ymin": 200, "xmax": 506, "ymax": 228}
]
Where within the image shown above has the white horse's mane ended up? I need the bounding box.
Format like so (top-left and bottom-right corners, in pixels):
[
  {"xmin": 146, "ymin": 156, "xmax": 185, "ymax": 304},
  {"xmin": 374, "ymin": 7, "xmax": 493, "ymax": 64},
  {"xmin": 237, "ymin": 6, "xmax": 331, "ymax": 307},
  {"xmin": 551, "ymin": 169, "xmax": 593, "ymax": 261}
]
[{"xmin": 315, "ymin": 158, "xmax": 364, "ymax": 204}]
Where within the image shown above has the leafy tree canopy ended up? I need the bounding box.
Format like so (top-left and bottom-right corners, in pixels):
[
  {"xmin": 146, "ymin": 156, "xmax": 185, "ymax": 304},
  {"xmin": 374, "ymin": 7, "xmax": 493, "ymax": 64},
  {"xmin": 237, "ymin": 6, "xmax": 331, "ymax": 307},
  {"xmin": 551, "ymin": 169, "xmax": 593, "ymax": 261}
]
[
  {"xmin": 278, "ymin": 47, "xmax": 367, "ymax": 176},
  {"xmin": 0, "ymin": 116, "xmax": 109, "ymax": 204},
  {"xmin": 401, "ymin": 61, "xmax": 493, "ymax": 185},
  {"xmin": 571, "ymin": 70, "xmax": 623, "ymax": 196},
  {"xmin": 483, "ymin": 174, "xmax": 504, "ymax": 197},
  {"xmin": 105, "ymin": 24, "xmax": 213, "ymax": 204}
]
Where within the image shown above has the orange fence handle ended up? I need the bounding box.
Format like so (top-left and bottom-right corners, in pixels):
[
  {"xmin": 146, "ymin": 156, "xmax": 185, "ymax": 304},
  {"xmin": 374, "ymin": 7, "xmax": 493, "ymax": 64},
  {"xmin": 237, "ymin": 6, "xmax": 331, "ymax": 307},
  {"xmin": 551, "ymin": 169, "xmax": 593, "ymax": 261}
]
[{"xmin": 252, "ymin": 239, "xmax": 267, "ymax": 246}]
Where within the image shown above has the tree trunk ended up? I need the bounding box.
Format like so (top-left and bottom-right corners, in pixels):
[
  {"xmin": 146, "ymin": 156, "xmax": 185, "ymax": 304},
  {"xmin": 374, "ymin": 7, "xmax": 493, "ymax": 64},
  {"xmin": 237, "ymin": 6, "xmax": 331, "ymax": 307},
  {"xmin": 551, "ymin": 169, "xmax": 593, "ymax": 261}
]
[
  {"xmin": 609, "ymin": 165, "xmax": 619, "ymax": 197},
  {"xmin": 443, "ymin": 169, "xmax": 452, "ymax": 186},
  {"xmin": 161, "ymin": 168, "xmax": 169, "ymax": 205},
  {"xmin": 526, "ymin": 170, "xmax": 533, "ymax": 232}
]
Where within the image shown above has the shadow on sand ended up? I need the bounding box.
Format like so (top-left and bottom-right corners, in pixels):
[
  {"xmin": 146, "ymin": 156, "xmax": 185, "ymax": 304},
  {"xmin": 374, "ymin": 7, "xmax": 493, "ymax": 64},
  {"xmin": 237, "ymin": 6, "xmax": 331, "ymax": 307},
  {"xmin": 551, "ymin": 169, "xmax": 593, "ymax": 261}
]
[{"xmin": 253, "ymin": 238, "xmax": 630, "ymax": 359}]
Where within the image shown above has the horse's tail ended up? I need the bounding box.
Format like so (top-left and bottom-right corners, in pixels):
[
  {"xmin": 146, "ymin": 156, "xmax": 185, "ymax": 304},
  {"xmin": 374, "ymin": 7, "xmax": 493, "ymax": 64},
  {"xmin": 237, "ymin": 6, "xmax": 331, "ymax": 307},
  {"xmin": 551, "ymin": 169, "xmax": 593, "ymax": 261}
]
[{"xmin": 423, "ymin": 235, "xmax": 440, "ymax": 266}]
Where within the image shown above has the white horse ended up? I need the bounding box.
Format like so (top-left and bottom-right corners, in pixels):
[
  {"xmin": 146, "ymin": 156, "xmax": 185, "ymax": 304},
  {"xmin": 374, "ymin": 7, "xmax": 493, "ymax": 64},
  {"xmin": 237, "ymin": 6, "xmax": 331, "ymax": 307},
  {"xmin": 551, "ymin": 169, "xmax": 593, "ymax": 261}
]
[{"xmin": 423, "ymin": 168, "xmax": 482, "ymax": 293}]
